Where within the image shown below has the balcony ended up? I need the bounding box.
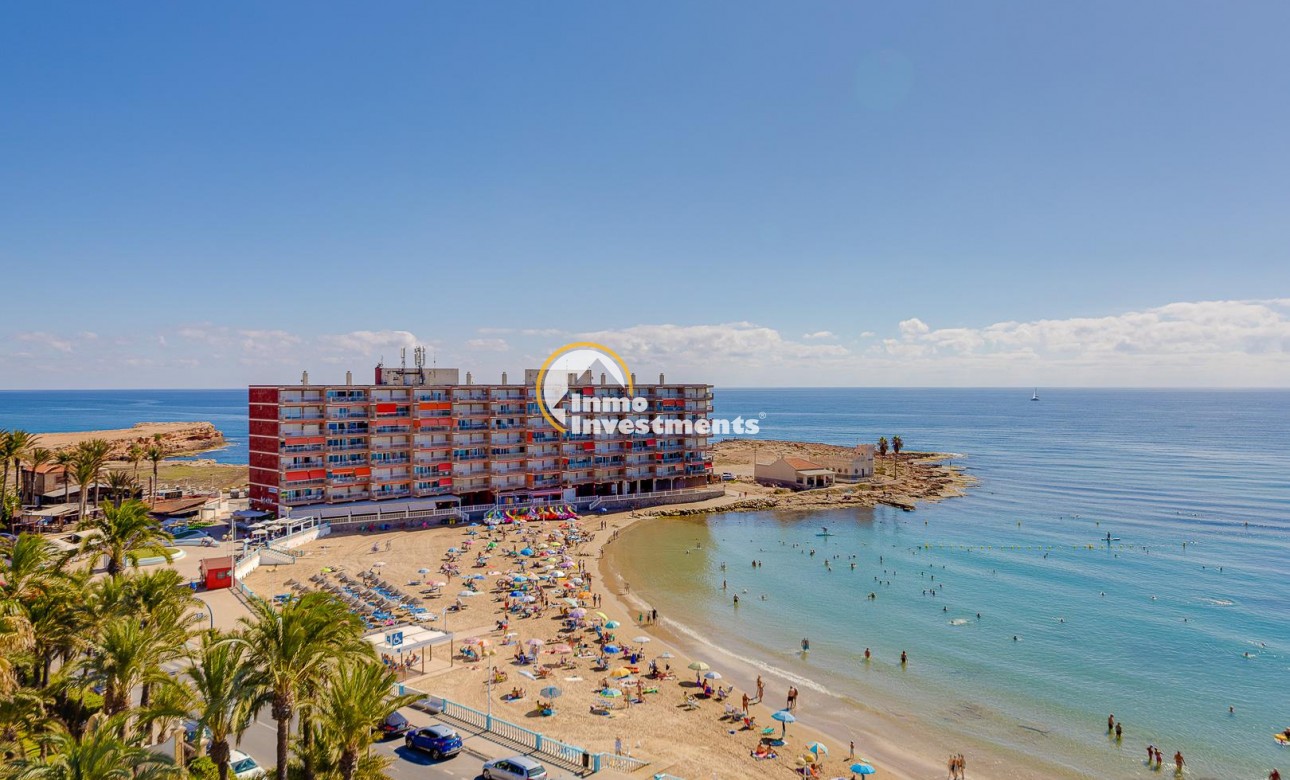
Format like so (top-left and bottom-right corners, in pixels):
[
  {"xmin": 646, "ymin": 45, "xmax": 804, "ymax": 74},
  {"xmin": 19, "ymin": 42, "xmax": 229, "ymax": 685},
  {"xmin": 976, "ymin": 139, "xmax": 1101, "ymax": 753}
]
[
  {"xmin": 281, "ymin": 412, "xmax": 324, "ymax": 422},
  {"xmin": 281, "ymin": 442, "xmax": 324, "ymax": 454},
  {"xmin": 283, "ymin": 489, "xmax": 326, "ymax": 505},
  {"xmin": 282, "ymin": 458, "xmax": 326, "ymax": 470},
  {"xmin": 328, "ymin": 490, "xmax": 370, "ymax": 502},
  {"xmin": 327, "ymin": 442, "xmax": 368, "ymax": 452},
  {"xmin": 280, "ymin": 392, "xmax": 324, "ymax": 405},
  {"xmin": 326, "ymin": 391, "xmax": 369, "ymax": 404},
  {"xmin": 327, "ymin": 474, "xmax": 368, "ymax": 486}
]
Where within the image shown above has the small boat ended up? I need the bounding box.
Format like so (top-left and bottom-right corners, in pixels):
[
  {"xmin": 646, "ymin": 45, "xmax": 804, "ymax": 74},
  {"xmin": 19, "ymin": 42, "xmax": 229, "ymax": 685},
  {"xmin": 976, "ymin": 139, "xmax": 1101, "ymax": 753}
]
[{"xmin": 1031, "ymin": 388, "xmax": 1039, "ymax": 401}]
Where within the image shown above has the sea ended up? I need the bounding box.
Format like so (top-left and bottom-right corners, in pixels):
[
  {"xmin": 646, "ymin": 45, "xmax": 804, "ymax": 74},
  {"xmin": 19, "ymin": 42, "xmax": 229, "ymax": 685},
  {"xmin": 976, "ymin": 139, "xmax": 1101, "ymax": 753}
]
[
  {"xmin": 0, "ymin": 389, "xmax": 250, "ymax": 463},
  {"xmin": 2, "ymin": 387, "xmax": 1287, "ymax": 777}
]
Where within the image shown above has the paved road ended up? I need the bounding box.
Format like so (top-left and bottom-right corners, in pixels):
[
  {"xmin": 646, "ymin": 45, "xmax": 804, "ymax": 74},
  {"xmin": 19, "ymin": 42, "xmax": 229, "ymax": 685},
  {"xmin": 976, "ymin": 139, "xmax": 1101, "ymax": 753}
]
[{"xmin": 158, "ymin": 695, "xmax": 590, "ymax": 780}]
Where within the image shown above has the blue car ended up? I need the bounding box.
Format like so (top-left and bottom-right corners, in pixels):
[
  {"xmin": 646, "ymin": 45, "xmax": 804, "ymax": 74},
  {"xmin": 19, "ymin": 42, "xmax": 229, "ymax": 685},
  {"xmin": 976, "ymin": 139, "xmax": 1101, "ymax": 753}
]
[{"xmin": 403, "ymin": 725, "xmax": 463, "ymax": 760}]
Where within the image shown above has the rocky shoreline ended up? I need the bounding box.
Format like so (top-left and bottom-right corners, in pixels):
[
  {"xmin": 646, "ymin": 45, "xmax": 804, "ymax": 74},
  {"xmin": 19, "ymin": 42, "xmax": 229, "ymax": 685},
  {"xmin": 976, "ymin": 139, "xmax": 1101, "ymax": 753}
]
[{"xmin": 636, "ymin": 440, "xmax": 974, "ymax": 517}]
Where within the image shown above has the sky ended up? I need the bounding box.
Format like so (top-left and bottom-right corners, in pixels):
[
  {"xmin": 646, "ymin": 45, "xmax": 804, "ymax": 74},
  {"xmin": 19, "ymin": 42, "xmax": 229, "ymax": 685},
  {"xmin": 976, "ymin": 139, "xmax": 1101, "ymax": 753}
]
[{"xmin": 2, "ymin": 2, "xmax": 1289, "ymax": 389}]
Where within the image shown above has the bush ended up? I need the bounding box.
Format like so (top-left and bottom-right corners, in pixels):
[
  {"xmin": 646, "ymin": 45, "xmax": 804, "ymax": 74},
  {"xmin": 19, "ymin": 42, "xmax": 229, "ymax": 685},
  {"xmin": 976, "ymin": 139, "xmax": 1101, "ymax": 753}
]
[{"xmin": 187, "ymin": 755, "xmax": 218, "ymax": 780}]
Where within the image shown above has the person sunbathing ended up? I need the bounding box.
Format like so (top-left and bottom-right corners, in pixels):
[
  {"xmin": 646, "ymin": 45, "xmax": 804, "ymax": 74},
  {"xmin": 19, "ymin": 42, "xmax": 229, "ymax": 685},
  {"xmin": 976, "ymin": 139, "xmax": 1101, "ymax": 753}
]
[
  {"xmin": 751, "ymin": 743, "xmax": 777, "ymax": 759},
  {"xmin": 741, "ymin": 716, "xmax": 758, "ymax": 730}
]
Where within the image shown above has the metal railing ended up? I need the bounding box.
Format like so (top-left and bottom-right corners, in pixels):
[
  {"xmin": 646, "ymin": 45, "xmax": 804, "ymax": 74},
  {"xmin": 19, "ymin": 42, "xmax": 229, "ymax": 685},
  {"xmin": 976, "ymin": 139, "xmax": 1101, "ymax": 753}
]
[{"xmin": 395, "ymin": 688, "xmax": 649, "ymax": 774}]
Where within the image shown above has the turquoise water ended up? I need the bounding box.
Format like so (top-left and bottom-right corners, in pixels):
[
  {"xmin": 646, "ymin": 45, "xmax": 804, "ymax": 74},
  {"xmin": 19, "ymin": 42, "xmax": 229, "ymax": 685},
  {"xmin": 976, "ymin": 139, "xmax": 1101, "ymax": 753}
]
[{"xmin": 612, "ymin": 389, "xmax": 1290, "ymax": 779}]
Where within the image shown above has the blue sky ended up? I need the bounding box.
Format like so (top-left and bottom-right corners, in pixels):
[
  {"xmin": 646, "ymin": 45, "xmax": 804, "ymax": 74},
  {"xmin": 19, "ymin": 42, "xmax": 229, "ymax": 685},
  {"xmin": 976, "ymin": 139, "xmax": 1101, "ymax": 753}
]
[{"xmin": 2, "ymin": 2, "xmax": 1288, "ymax": 388}]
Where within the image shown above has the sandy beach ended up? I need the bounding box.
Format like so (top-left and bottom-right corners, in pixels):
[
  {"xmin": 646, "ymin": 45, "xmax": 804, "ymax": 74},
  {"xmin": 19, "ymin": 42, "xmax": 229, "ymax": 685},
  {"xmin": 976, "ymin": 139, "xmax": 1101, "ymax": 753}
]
[{"xmin": 237, "ymin": 451, "xmax": 1067, "ymax": 780}]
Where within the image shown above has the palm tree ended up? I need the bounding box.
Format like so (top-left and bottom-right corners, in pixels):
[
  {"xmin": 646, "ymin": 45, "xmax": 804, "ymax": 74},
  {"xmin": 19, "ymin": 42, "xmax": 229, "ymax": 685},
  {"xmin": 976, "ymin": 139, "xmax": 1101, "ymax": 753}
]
[
  {"xmin": 10, "ymin": 713, "xmax": 181, "ymax": 780},
  {"xmin": 145, "ymin": 445, "xmax": 166, "ymax": 506},
  {"xmin": 78, "ymin": 439, "xmax": 112, "ymax": 513},
  {"xmin": 53, "ymin": 450, "xmax": 76, "ymax": 511},
  {"xmin": 76, "ymin": 500, "xmax": 174, "ymax": 577},
  {"xmin": 123, "ymin": 570, "xmax": 201, "ymax": 736},
  {"xmin": 105, "ymin": 471, "xmax": 137, "ymax": 508},
  {"xmin": 891, "ymin": 435, "xmax": 904, "ymax": 476},
  {"xmin": 0, "ymin": 594, "xmax": 34, "ymax": 695},
  {"xmin": 313, "ymin": 660, "xmax": 418, "ymax": 780},
  {"xmin": 126, "ymin": 443, "xmax": 145, "ymax": 488},
  {"xmin": 0, "ymin": 430, "xmax": 36, "ymax": 524},
  {"xmin": 8, "ymin": 430, "xmax": 39, "ymax": 511},
  {"xmin": 235, "ymin": 592, "xmax": 373, "ymax": 780},
  {"xmin": 70, "ymin": 455, "xmax": 99, "ymax": 526},
  {"xmin": 24, "ymin": 447, "xmax": 53, "ymax": 508},
  {"xmin": 82, "ymin": 617, "xmax": 161, "ymax": 719},
  {"xmin": 183, "ymin": 632, "xmax": 262, "ymax": 780}
]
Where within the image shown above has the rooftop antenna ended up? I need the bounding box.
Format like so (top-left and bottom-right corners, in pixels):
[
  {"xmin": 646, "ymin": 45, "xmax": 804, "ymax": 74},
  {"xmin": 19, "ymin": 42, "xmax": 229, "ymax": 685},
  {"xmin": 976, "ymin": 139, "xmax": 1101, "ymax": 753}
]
[
  {"xmin": 414, "ymin": 345, "xmax": 426, "ymax": 383},
  {"xmin": 400, "ymin": 347, "xmax": 407, "ymax": 372}
]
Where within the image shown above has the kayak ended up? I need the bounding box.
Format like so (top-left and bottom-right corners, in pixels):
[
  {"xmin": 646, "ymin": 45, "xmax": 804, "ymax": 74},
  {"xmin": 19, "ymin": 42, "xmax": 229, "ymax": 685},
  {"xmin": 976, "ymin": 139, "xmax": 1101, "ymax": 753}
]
[{"xmin": 1276, "ymin": 732, "xmax": 1290, "ymax": 746}]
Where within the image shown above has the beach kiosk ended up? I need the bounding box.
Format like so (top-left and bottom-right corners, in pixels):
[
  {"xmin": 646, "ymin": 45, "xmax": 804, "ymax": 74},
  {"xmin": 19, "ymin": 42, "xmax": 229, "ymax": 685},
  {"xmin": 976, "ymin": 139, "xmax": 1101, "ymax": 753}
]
[{"xmin": 198, "ymin": 556, "xmax": 234, "ymax": 590}]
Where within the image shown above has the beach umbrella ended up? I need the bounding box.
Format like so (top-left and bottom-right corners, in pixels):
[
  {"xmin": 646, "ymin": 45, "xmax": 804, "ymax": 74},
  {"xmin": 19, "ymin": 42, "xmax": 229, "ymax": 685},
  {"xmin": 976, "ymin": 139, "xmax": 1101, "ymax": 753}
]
[
  {"xmin": 431, "ymin": 581, "xmax": 447, "ymax": 587},
  {"xmin": 457, "ymin": 590, "xmax": 478, "ymax": 598},
  {"xmin": 659, "ymin": 652, "xmax": 675, "ymax": 659},
  {"xmin": 806, "ymin": 742, "xmax": 828, "ymax": 757},
  {"xmin": 520, "ymin": 548, "xmax": 534, "ymax": 556},
  {"xmin": 771, "ymin": 709, "xmax": 796, "ymax": 737},
  {"xmin": 596, "ymin": 611, "xmax": 609, "ymax": 620},
  {"xmin": 687, "ymin": 661, "xmax": 710, "ymax": 671},
  {"xmin": 522, "ymin": 595, "xmax": 537, "ymax": 603},
  {"xmin": 417, "ymin": 568, "xmax": 430, "ymax": 574},
  {"xmin": 610, "ymin": 667, "xmax": 633, "ymax": 678},
  {"xmin": 372, "ymin": 561, "xmax": 386, "ymax": 567},
  {"xmin": 599, "ymin": 688, "xmax": 622, "ymax": 698},
  {"xmin": 447, "ymin": 548, "xmax": 459, "ymax": 553},
  {"xmin": 569, "ymin": 608, "xmax": 587, "ymax": 618},
  {"xmin": 526, "ymin": 638, "xmax": 545, "ymax": 648},
  {"xmin": 604, "ymin": 620, "xmax": 621, "ymax": 629},
  {"xmin": 513, "ymin": 575, "xmax": 529, "ymax": 582},
  {"xmin": 850, "ymin": 763, "xmax": 876, "ymax": 775},
  {"xmin": 603, "ymin": 644, "xmax": 622, "ymax": 654},
  {"xmin": 509, "ymin": 591, "xmax": 525, "ymax": 598},
  {"xmin": 703, "ymin": 671, "xmax": 722, "ymax": 680},
  {"xmin": 539, "ymin": 686, "xmax": 562, "ymax": 699},
  {"xmin": 632, "ymin": 636, "xmax": 652, "ymax": 643}
]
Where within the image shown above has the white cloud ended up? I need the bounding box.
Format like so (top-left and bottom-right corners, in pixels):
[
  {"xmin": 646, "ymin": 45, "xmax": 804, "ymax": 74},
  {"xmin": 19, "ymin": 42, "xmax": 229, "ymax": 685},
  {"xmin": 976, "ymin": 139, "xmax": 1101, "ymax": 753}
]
[
  {"xmin": 16, "ymin": 331, "xmax": 75, "ymax": 353},
  {"xmin": 317, "ymin": 330, "xmax": 421, "ymax": 354},
  {"xmin": 579, "ymin": 322, "xmax": 849, "ymax": 382},
  {"xmin": 874, "ymin": 298, "xmax": 1290, "ymax": 385},
  {"xmin": 802, "ymin": 331, "xmax": 836, "ymax": 340},
  {"xmin": 466, "ymin": 338, "xmax": 510, "ymax": 353}
]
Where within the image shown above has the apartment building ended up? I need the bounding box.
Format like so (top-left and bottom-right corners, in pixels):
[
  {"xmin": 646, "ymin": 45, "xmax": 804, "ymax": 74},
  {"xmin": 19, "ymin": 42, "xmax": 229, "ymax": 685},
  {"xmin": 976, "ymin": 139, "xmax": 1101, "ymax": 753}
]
[{"xmin": 248, "ymin": 365, "xmax": 714, "ymax": 514}]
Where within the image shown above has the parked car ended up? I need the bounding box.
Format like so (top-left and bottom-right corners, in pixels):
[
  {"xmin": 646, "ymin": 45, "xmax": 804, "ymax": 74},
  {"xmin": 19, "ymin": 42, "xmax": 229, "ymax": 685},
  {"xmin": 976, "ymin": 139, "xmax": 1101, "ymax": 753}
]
[
  {"xmin": 720, "ymin": 472, "xmax": 736, "ymax": 481},
  {"xmin": 181, "ymin": 718, "xmax": 212, "ymax": 749},
  {"xmin": 375, "ymin": 711, "xmax": 412, "ymax": 738},
  {"xmin": 403, "ymin": 724, "xmax": 462, "ymax": 759},
  {"xmin": 481, "ymin": 755, "xmax": 548, "ymax": 780},
  {"xmin": 228, "ymin": 750, "xmax": 266, "ymax": 780}
]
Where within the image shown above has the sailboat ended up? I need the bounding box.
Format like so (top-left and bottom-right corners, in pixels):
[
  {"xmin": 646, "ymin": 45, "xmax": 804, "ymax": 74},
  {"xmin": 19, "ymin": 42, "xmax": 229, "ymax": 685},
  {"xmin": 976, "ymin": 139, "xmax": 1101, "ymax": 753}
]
[{"xmin": 1031, "ymin": 388, "xmax": 1039, "ymax": 401}]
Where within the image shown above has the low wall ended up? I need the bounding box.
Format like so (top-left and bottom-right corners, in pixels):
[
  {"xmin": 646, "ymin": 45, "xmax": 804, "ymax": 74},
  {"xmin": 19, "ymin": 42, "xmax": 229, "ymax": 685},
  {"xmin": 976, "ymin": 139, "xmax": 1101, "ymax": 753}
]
[{"xmin": 394, "ymin": 685, "xmax": 650, "ymax": 775}]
